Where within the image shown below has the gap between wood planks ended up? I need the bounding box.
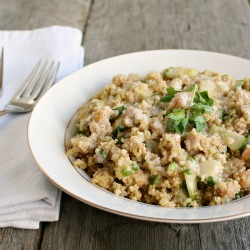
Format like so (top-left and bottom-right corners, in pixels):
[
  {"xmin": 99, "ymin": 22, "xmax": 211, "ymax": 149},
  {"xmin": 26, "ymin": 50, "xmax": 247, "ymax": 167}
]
[{"xmin": 82, "ymin": 0, "xmax": 95, "ymax": 46}]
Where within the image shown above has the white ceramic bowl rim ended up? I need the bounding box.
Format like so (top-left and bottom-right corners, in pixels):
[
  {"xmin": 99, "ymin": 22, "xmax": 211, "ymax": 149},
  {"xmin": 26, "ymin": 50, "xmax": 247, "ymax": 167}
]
[{"xmin": 28, "ymin": 50, "xmax": 250, "ymax": 223}]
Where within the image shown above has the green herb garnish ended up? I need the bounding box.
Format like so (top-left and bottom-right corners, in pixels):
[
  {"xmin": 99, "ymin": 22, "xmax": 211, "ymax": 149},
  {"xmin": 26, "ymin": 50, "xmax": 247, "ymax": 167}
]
[
  {"xmin": 207, "ymin": 176, "xmax": 215, "ymax": 186},
  {"xmin": 112, "ymin": 124, "xmax": 125, "ymax": 138},
  {"xmin": 189, "ymin": 115, "xmax": 206, "ymax": 132},
  {"xmin": 121, "ymin": 161, "xmax": 140, "ymax": 177},
  {"xmin": 161, "ymin": 87, "xmax": 180, "ymax": 102},
  {"xmin": 76, "ymin": 127, "xmax": 85, "ymax": 135},
  {"xmin": 149, "ymin": 175, "xmax": 160, "ymax": 185},
  {"xmin": 165, "ymin": 84, "xmax": 214, "ymax": 134},
  {"xmin": 113, "ymin": 106, "xmax": 127, "ymax": 115},
  {"xmin": 166, "ymin": 108, "xmax": 188, "ymax": 134},
  {"xmin": 99, "ymin": 148, "xmax": 107, "ymax": 158},
  {"xmin": 194, "ymin": 91, "xmax": 214, "ymax": 106}
]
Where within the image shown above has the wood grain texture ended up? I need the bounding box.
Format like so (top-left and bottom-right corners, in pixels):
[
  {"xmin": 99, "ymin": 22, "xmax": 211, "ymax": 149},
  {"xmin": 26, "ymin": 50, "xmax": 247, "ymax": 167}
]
[
  {"xmin": 199, "ymin": 218, "xmax": 250, "ymax": 250},
  {"xmin": 0, "ymin": 0, "xmax": 91, "ymax": 249},
  {"xmin": 84, "ymin": 0, "xmax": 250, "ymax": 65},
  {"xmin": 1, "ymin": 0, "xmax": 250, "ymax": 249},
  {"xmin": 0, "ymin": 0, "xmax": 91, "ymax": 30},
  {"xmin": 42, "ymin": 194, "xmax": 182, "ymax": 250},
  {"xmin": 0, "ymin": 226, "xmax": 43, "ymax": 250}
]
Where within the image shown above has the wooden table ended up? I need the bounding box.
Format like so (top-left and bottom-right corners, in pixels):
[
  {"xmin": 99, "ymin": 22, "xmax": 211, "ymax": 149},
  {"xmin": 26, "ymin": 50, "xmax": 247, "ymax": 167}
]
[{"xmin": 1, "ymin": 0, "xmax": 250, "ymax": 249}]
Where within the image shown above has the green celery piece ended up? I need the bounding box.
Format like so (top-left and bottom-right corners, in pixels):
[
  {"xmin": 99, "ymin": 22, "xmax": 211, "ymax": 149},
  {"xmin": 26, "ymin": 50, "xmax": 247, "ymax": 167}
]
[
  {"xmin": 99, "ymin": 148, "xmax": 107, "ymax": 158},
  {"xmin": 236, "ymin": 80, "xmax": 245, "ymax": 91},
  {"xmin": 168, "ymin": 162, "xmax": 178, "ymax": 171},
  {"xmin": 121, "ymin": 161, "xmax": 140, "ymax": 177}
]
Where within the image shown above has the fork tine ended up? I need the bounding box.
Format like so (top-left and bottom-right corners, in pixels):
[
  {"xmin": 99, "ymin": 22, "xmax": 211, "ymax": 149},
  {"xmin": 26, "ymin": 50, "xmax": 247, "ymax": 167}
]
[
  {"xmin": 31, "ymin": 61, "xmax": 58, "ymax": 99},
  {"xmin": 38, "ymin": 61, "xmax": 60, "ymax": 98},
  {"xmin": 12, "ymin": 59, "xmax": 43, "ymax": 98},
  {"xmin": 21, "ymin": 60, "xmax": 48, "ymax": 97}
]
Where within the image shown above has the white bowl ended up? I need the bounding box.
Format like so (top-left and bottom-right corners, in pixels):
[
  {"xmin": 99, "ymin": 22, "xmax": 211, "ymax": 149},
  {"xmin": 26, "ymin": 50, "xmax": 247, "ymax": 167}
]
[{"xmin": 28, "ymin": 50, "xmax": 250, "ymax": 223}]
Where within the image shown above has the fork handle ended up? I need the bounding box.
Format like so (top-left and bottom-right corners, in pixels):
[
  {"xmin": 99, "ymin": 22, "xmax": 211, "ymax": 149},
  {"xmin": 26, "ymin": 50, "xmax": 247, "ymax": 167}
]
[{"xmin": 0, "ymin": 110, "xmax": 9, "ymax": 116}]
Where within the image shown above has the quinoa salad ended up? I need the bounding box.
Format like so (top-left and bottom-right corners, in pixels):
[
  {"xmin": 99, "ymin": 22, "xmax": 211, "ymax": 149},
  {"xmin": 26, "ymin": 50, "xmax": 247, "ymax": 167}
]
[{"xmin": 66, "ymin": 67, "xmax": 250, "ymax": 207}]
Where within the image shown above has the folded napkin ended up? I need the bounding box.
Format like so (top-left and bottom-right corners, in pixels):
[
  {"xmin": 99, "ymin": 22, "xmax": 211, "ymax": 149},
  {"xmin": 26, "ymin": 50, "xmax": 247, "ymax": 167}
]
[{"xmin": 0, "ymin": 26, "xmax": 84, "ymax": 229}]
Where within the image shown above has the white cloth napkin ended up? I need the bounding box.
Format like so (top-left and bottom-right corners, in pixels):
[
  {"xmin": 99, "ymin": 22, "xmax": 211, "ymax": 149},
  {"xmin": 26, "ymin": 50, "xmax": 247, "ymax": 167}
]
[{"xmin": 0, "ymin": 26, "xmax": 84, "ymax": 229}]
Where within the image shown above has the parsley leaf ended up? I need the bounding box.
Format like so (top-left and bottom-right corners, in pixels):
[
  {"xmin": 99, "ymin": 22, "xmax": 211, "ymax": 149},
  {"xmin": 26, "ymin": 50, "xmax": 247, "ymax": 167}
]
[
  {"xmin": 113, "ymin": 106, "xmax": 127, "ymax": 115},
  {"xmin": 167, "ymin": 108, "xmax": 186, "ymax": 120},
  {"xmin": 189, "ymin": 115, "xmax": 206, "ymax": 132},
  {"xmin": 164, "ymin": 84, "xmax": 214, "ymax": 134},
  {"xmin": 161, "ymin": 87, "xmax": 179, "ymax": 102},
  {"xmin": 194, "ymin": 91, "xmax": 214, "ymax": 106},
  {"xmin": 191, "ymin": 103, "xmax": 213, "ymax": 115},
  {"xmin": 166, "ymin": 114, "xmax": 187, "ymax": 134},
  {"xmin": 166, "ymin": 108, "xmax": 188, "ymax": 134},
  {"xmin": 111, "ymin": 124, "xmax": 125, "ymax": 138},
  {"xmin": 207, "ymin": 176, "xmax": 215, "ymax": 186}
]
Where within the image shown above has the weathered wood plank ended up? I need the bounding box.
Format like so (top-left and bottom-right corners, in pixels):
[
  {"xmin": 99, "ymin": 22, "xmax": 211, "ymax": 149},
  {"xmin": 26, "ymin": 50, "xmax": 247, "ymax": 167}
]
[
  {"xmin": 1, "ymin": 0, "xmax": 250, "ymax": 249},
  {"xmin": 84, "ymin": 0, "xmax": 250, "ymax": 64},
  {"xmin": 0, "ymin": 226, "xmax": 43, "ymax": 250},
  {"xmin": 199, "ymin": 218, "xmax": 250, "ymax": 250},
  {"xmin": 0, "ymin": 0, "xmax": 91, "ymax": 249},
  {"xmin": 0, "ymin": 0, "xmax": 91, "ymax": 30},
  {"xmin": 41, "ymin": 193, "xmax": 181, "ymax": 250}
]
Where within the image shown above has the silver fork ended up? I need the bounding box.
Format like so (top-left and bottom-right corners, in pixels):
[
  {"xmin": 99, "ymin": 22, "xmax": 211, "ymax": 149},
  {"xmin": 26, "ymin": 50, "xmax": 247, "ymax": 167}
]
[{"xmin": 0, "ymin": 59, "xmax": 60, "ymax": 116}]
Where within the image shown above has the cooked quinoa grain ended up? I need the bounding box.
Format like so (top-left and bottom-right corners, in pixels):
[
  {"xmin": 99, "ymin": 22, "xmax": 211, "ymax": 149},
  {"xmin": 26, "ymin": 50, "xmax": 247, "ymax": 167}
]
[{"xmin": 66, "ymin": 67, "xmax": 250, "ymax": 207}]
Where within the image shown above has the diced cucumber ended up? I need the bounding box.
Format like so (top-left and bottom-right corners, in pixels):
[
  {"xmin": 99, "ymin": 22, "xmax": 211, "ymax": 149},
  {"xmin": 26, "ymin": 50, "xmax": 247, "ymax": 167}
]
[
  {"xmin": 186, "ymin": 69, "xmax": 198, "ymax": 77},
  {"xmin": 135, "ymin": 84, "xmax": 152, "ymax": 98},
  {"xmin": 165, "ymin": 67, "xmax": 184, "ymax": 79},
  {"xmin": 165, "ymin": 67, "xmax": 198, "ymax": 79},
  {"xmin": 217, "ymin": 81, "xmax": 230, "ymax": 93},
  {"xmin": 184, "ymin": 170, "xmax": 198, "ymax": 200},
  {"xmin": 209, "ymin": 126, "xmax": 245, "ymax": 151},
  {"xmin": 199, "ymin": 160, "xmax": 223, "ymax": 182}
]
